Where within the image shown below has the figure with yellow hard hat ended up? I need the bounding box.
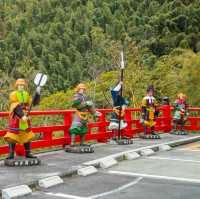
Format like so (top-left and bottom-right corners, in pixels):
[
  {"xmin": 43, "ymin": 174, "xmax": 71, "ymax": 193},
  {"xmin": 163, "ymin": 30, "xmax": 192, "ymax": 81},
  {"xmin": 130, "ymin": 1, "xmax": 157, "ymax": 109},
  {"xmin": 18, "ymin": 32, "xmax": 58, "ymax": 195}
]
[
  {"xmin": 140, "ymin": 85, "xmax": 160, "ymax": 139},
  {"xmin": 171, "ymin": 93, "xmax": 189, "ymax": 135},
  {"xmin": 68, "ymin": 83, "xmax": 101, "ymax": 148},
  {"xmin": 4, "ymin": 78, "xmax": 40, "ymax": 160}
]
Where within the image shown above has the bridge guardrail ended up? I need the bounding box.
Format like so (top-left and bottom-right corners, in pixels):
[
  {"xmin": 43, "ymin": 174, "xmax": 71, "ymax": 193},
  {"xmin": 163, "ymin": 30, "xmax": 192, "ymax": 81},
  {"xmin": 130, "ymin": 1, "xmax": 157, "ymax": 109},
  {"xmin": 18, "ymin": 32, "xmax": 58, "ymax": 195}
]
[{"xmin": 0, "ymin": 106, "xmax": 199, "ymax": 155}]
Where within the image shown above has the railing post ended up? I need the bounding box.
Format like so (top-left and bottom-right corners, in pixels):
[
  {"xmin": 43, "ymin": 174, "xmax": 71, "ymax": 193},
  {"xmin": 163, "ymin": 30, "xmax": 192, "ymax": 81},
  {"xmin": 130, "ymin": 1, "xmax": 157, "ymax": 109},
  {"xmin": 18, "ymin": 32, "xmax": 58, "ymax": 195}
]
[
  {"xmin": 97, "ymin": 111, "xmax": 108, "ymax": 142},
  {"xmin": 64, "ymin": 112, "xmax": 72, "ymax": 145},
  {"xmin": 124, "ymin": 109, "xmax": 133, "ymax": 138},
  {"xmin": 162, "ymin": 105, "xmax": 172, "ymax": 132}
]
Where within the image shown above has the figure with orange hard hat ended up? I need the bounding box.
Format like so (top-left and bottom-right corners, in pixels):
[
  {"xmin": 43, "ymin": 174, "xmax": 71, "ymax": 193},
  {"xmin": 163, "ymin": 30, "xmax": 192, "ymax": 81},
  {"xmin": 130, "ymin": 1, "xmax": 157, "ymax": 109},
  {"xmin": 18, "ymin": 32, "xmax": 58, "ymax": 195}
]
[
  {"xmin": 171, "ymin": 93, "xmax": 189, "ymax": 135},
  {"xmin": 68, "ymin": 83, "xmax": 101, "ymax": 150},
  {"xmin": 4, "ymin": 78, "xmax": 40, "ymax": 160}
]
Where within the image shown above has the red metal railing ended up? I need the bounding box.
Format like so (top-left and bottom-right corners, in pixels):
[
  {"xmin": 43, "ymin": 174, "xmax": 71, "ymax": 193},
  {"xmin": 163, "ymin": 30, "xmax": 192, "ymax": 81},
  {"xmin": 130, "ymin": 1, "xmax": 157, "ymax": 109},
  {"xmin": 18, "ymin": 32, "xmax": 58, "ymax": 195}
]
[{"xmin": 0, "ymin": 106, "xmax": 199, "ymax": 155}]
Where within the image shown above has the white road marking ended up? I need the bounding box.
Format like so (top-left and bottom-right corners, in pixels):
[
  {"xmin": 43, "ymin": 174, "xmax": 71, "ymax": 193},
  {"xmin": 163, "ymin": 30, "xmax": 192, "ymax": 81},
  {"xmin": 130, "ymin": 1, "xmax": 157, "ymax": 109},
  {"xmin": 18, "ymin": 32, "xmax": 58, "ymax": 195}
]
[
  {"xmin": 178, "ymin": 148, "xmax": 200, "ymax": 152},
  {"xmin": 89, "ymin": 177, "xmax": 143, "ymax": 199},
  {"xmin": 148, "ymin": 156, "xmax": 200, "ymax": 163},
  {"xmin": 45, "ymin": 192, "xmax": 89, "ymax": 199},
  {"xmin": 45, "ymin": 178, "xmax": 143, "ymax": 199},
  {"xmin": 109, "ymin": 170, "xmax": 200, "ymax": 184}
]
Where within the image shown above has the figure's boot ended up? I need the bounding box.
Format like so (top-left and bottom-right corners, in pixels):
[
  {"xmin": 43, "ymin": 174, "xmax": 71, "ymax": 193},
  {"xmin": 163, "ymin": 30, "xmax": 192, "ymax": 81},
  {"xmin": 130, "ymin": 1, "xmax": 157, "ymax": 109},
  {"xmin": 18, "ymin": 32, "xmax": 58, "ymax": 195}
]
[
  {"xmin": 171, "ymin": 123, "xmax": 177, "ymax": 134},
  {"xmin": 6, "ymin": 143, "xmax": 16, "ymax": 159},
  {"xmin": 70, "ymin": 134, "xmax": 76, "ymax": 146},
  {"xmin": 144, "ymin": 126, "xmax": 147, "ymax": 135},
  {"xmin": 113, "ymin": 130, "xmax": 117, "ymax": 141},
  {"xmin": 80, "ymin": 135, "xmax": 86, "ymax": 146},
  {"xmin": 180, "ymin": 121, "xmax": 186, "ymax": 134},
  {"xmin": 151, "ymin": 126, "xmax": 157, "ymax": 135},
  {"xmin": 24, "ymin": 142, "xmax": 36, "ymax": 158}
]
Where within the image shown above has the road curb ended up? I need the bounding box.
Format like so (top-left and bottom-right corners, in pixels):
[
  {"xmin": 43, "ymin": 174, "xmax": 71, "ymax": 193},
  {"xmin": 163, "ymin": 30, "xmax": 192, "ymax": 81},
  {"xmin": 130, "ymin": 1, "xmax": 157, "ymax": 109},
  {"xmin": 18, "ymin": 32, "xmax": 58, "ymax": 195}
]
[
  {"xmin": 2, "ymin": 185, "xmax": 32, "ymax": 199},
  {"xmin": 83, "ymin": 135, "xmax": 200, "ymax": 167}
]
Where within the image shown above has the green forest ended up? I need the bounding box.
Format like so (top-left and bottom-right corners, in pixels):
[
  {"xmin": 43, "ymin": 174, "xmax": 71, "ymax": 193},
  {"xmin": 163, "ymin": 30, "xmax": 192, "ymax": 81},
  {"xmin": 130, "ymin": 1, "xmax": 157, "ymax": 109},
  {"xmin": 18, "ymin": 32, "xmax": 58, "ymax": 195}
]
[{"xmin": 0, "ymin": 0, "xmax": 200, "ymax": 110}]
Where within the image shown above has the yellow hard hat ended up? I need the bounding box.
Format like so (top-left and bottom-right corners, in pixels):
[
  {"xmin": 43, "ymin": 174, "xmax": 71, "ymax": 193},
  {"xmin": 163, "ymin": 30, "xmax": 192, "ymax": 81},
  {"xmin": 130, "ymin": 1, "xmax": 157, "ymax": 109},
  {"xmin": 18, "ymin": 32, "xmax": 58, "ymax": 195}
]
[
  {"xmin": 75, "ymin": 83, "xmax": 86, "ymax": 92},
  {"xmin": 15, "ymin": 78, "xmax": 27, "ymax": 88}
]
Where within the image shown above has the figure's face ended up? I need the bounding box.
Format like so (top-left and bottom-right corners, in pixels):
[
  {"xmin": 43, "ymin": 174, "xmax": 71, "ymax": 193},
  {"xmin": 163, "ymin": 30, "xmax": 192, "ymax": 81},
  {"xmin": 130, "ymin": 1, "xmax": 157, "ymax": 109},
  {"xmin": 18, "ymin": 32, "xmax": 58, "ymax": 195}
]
[
  {"xmin": 18, "ymin": 84, "xmax": 25, "ymax": 91},
  {"xmin": 148, "ymin": 90, "xmax": 153, "ymax": 96},
  {"xmin": 79, "ymin": 88, "xmax": 85, "ymax": 94},
  {"xmin": 179, "ymin": 95, "xmax": 185, "ymax": 100}
]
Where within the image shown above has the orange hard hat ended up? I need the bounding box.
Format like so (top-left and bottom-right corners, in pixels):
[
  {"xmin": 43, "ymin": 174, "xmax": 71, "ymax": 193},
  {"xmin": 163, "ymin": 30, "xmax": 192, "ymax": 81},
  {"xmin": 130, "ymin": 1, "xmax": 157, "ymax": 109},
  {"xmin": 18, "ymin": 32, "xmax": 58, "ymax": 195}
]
[
  {"xmin": 15, "ymin": 78, "xmax": 27, "ymax": 88},
  {"xmin": 75, "ymin": 83, "xmax": 86, "ymax": 92},
  {"xmin": 177, "ymin": 93, "xmax": 186, "ymax": 99}
]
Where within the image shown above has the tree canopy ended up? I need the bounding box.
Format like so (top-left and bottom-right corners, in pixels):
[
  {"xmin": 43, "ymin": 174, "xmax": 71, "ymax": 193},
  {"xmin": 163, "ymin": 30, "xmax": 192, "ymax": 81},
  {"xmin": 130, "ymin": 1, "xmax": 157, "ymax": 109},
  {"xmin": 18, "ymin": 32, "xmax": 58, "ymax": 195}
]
[{"xmin": 0, "ymin": 0, "xmax": 200, "ymax": 110}]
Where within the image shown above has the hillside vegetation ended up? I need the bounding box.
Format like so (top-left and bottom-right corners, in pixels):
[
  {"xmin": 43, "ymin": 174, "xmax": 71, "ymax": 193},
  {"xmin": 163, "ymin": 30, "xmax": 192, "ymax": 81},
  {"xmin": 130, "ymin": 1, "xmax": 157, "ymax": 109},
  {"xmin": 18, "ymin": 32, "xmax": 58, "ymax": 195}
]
[{"xmin": 0, "ymin": 0, "xmax": 200, "ymax": 110}]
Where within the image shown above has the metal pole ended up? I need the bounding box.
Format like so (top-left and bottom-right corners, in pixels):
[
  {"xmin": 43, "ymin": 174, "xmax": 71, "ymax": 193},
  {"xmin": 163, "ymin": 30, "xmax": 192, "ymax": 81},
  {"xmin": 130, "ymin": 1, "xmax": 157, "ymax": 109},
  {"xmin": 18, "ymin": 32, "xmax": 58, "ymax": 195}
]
[{"xmin": 118, "ymin": 50, "xmax": 125, "ymax": 141}]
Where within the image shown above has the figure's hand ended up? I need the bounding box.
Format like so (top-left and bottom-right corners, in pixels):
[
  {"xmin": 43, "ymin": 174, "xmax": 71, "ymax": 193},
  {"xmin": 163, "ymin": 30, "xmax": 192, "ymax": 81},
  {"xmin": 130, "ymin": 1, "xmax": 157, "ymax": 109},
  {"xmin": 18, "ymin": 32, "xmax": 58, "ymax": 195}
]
[
  {"xmin": 95, "ymin": 111, "xmax": 102, "ymax": 117},
  {"xmin": 183, "ymin": 117, "xmax": 187, "ymax": 121},
  {"xmin": 120, "ymin": 81, "xmax": 123, "ymax": 85},
  {"xmin": 22, "ymin": 115, "xmax": 28, "ymax": 121},
  {"xmin": 155, "ymin": 110, "xmax": 159, "ymax": 117},
  {"xmin": 122, "ymin": 105, "xmax": 127, "ymax": 110},
  {"xmin": 86, "ymin": 101, "xmax": 93, "ymax": 106},
  {"xmin": 36, "ymin": 86, "xmax": 41, "ymax": 94},
  {"xmin": 140, "ymin": 118, "xmax": 145, "ymax": 124}
]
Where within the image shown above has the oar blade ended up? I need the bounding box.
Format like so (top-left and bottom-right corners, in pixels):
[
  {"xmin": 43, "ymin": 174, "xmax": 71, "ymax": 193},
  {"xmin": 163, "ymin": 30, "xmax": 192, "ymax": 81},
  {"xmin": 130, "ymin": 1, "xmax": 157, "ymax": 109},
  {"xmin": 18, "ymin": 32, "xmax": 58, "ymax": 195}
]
[{"xmin": 34, "ymin": 73, "xmax": 48, "ymax": 86}]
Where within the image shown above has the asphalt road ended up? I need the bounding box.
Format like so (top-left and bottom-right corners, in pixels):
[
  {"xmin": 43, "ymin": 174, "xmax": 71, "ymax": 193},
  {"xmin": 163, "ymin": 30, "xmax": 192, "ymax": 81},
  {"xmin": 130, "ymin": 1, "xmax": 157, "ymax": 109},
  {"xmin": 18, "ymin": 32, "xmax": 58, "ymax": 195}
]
[
  {"xmin": 0, "ymin": 139, "xmax": 155, "ymax": 189},
  {"xmin": 1, "ymin": 133, "xmax": 192, "ymax": 189},
  {"xmin": 22, "ymin": 141, "xmax": 200, "ymax": 199}
]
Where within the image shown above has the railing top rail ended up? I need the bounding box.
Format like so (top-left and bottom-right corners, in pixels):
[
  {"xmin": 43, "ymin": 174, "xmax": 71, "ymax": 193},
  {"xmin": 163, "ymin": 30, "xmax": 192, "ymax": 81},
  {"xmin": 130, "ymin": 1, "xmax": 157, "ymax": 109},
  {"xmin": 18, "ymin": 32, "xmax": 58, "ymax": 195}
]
[
  {"xmin": 188, "ymin": 107, "xmax": 200, "ymax": 111},
  {"xmin": 0, "ymin": 106, "xmax": 199, "ymax": 117}
]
